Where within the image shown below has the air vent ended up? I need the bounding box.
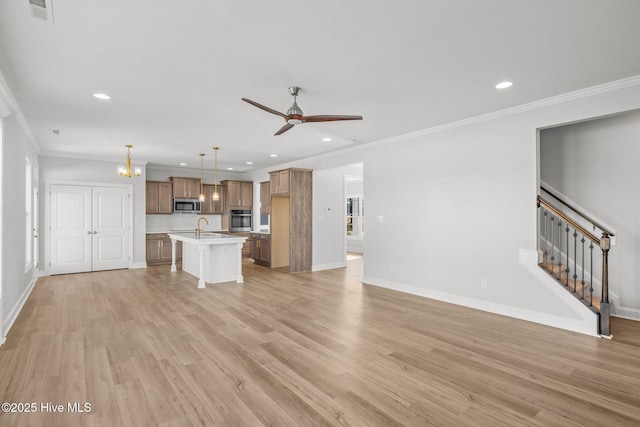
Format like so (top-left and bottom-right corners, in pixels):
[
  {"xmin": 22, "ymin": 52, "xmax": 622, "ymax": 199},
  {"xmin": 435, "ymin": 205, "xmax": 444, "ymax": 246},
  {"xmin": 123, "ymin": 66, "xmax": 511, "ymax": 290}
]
[{"xmin": 27, "ymin": 0, "xmax": 53, "ymax": 22}]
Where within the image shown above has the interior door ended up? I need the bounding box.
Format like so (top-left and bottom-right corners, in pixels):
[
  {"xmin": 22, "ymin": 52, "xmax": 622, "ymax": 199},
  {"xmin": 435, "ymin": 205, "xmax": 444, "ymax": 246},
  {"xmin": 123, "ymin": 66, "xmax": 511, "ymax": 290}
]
[
  {"xmin": 49, "ymin": 184, "xmax": 92, "ymax": 274},
  {"xmin": 92, "ymin": 186, "xmax": 130, "ymax": 271}
]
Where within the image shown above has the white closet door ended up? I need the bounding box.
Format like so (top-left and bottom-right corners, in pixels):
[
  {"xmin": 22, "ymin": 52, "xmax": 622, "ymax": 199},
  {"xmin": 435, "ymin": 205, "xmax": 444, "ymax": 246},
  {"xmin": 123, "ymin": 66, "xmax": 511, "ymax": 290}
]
[
  {"xmin": 49, "ymin": 184, "xmax": 92, "ymax": 274},
  {"xmin": 91, "ymin": 186, "xmax": 130, "ymax": 271}
]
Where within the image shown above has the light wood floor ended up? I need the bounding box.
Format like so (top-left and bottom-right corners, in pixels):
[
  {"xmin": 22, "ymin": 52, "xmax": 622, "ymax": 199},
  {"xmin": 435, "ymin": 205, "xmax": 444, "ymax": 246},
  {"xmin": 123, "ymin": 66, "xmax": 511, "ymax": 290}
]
[{"xmin": 2, "ymin": 259, "xmax": 640, "ymax": 426}]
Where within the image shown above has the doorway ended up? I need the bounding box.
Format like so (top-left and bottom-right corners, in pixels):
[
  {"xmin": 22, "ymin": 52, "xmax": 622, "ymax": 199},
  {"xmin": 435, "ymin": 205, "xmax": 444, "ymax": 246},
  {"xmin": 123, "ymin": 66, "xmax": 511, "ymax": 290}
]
[{"xmin": 46, "ymin": 183, "xmax": 132, "ymax": 274}]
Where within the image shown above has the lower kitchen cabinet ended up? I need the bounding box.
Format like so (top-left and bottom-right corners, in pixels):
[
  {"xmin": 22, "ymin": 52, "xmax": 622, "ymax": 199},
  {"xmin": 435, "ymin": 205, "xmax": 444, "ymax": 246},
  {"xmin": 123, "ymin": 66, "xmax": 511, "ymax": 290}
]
[
  {"xmin": 146, "ymin": 233, "xmax": 182, "ymax": 265},
  {"xmin": 250, "ymin": 233, "xmax": 271, "ymax": 267}
]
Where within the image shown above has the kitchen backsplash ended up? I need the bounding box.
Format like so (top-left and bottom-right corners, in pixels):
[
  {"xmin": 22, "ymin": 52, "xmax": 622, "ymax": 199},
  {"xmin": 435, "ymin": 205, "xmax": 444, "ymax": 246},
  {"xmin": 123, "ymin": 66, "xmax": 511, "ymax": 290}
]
[{"xmin": 146, "ymin": 214, "xmax": 223, "ymax": 232}]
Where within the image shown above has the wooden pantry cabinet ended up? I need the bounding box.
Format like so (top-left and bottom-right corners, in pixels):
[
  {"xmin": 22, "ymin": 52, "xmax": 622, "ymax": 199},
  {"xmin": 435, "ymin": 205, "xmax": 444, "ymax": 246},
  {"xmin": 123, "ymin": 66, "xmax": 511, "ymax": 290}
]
[
  {"xmin": 269, "ymin": 168, "xmax": 312, "ymax": 272},
  {"xmin": 146, "ymin": 181, "xmax": 173, "ymax": 214}
]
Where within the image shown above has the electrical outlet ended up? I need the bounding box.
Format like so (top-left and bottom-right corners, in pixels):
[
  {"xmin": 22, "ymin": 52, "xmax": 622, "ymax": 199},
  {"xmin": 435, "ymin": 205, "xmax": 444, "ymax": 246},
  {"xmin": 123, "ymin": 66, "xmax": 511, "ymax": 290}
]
[{"xmin": 481, "ymin": 279, "xmax": 488, "ymax": 289}]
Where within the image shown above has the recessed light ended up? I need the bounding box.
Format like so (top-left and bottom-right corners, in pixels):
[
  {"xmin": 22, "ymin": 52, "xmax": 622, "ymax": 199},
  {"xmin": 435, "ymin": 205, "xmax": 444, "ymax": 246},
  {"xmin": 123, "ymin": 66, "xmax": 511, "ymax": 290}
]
[
  {"xmin": 51, "ymin": 129, "xmax": 61, "ymax": 135},
  {"xmin": 227, "ymin": 167, "xmax": 234, "ymax": 170},
  {"xmin": 270, "ymin": 154, "xmax": 278, "ymax": 158},
  {"xmin": 495, "ymin": 81, "xmax": 513, "ymax": 89},
  {"xmin": 246, "ymin": 161, "xmax": 253, "ymax": 165},
  {"xmin": 179, "ymin": 162, "xmax": 187, "ymax": 166},
  {"xmin": 322, "ymin": 137, "xmax": 332, "ymax": 142},
  {"xmin": 93, "ymin": 93, "xmax": 111, "ymax": 100}
]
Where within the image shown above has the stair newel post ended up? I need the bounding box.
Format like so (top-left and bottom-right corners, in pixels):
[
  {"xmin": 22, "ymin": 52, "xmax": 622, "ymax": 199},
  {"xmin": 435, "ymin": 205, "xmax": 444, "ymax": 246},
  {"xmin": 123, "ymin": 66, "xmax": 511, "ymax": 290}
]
[{"xmin": 600, "ymin": 233, "xmax": 611, "ymax": 336}]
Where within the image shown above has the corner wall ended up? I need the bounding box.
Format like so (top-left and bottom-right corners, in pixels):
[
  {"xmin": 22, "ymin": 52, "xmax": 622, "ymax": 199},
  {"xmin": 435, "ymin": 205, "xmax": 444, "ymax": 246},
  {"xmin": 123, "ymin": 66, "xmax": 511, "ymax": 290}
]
[{"xmin": 2, "ymin": 115, "xmax": 39, "ymax": 340}]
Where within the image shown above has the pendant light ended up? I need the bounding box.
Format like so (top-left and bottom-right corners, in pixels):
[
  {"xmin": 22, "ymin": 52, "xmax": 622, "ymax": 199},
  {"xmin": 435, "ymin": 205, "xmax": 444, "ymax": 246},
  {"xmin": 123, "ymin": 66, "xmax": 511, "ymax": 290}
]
[
  {"xmin": 198, "ymin": 153, "xmax": 206, "ymax": 202},
  {"xmin": 212, "ymin": 147, "xmax": 220, "ymax": 201},
  {"xmin": 118, "ymin": 144, "xmax": 142, "ymax": 177}
]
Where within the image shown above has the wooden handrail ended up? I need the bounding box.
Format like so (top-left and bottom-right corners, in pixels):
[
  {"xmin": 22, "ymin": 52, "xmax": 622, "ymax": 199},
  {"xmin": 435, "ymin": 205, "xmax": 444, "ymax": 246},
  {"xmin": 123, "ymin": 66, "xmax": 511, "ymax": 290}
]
[
  {"xmin": 537, "ymin": 196, "xmax": 600, "ymax": 244},
  {"xmin": 540, "ymin": 185, "xmax": 615, "ymax": 237}
]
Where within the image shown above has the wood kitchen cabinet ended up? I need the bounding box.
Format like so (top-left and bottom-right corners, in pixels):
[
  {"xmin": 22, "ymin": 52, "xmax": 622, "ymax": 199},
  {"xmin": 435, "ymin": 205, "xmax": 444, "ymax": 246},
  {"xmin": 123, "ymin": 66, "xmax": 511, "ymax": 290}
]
[
  {"xmin": 171, "ymin": 177, "xmax": 202, "ymax": 199},
  {"xmin": 269, "ymin": 169, "xmax": 290, "ymax": 195},
  {"xmin": 201, "ymin": 184, "xmax": 225, "ymax": 214},
  {"xmin": 250, "ymin": 233, "xmax": 271, "ymax": 267},
  {"xmin": 269, "ymin": 168, "xmax": 312, "ymax": 272},
  {"xmin": 146, "ymin": 181, "xmax": 173, "ymax": 214},
  {"xmin": 260, "ymin": 181, "xmax": 270, "ymax": 215},
  {"xmin": 222, "ymin": 180, "xmax": 253, "ymax": 208},
  {"xmin": 146, "ymin": 233, "xmax": 182, "ymax": 265}
]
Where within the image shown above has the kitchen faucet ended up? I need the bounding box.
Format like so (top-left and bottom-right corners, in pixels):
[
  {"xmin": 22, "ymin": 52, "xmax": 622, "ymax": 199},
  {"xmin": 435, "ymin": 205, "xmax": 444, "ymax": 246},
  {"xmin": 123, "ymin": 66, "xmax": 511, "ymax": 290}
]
[{"xmin": 195, "ymin": 217, "xmax": 209, "ymax": 236}]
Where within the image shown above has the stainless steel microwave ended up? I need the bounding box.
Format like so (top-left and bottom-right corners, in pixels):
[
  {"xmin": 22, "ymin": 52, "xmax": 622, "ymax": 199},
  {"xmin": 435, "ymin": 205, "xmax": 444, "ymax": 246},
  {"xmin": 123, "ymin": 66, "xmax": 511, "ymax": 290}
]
[{"xmin": 173, "ymin": 198, "xmax": 201, "ymax": 214}]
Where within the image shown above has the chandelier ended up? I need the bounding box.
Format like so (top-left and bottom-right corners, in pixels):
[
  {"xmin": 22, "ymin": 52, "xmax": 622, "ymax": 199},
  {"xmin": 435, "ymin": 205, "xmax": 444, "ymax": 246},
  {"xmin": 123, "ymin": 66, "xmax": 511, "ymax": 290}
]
[{"xmin": 117, "ymin": 145, "xmax": 141, "ymax": 178}]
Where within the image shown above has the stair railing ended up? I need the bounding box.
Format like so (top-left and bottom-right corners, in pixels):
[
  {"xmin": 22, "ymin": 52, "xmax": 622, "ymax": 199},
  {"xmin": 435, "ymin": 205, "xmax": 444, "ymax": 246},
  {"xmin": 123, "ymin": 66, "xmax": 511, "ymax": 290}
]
[{"xmin": 536, "ymin": 186, "xmax": 613, "ymax": 336}]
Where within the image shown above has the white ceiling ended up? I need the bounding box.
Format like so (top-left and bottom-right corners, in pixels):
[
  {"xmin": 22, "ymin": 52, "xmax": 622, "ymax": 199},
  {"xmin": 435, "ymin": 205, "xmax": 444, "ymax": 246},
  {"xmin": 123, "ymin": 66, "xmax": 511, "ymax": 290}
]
[{"xmin": 1, "ymin": 1, "xmax": 640, "ymax": 173}]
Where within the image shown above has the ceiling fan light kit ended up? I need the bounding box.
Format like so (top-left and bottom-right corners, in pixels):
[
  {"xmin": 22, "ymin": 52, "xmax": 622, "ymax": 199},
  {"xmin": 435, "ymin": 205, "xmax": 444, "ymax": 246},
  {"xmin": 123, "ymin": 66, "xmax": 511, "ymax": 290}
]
[{"xmin": 242, "ymin": 86, "xmax": 362, "ymax": 135}]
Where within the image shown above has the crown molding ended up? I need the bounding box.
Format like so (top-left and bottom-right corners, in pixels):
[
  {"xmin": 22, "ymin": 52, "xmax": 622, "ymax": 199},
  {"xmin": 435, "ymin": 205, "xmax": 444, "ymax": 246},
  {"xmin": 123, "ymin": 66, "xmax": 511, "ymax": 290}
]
[{"xmin": 270, "ymin": 74, "xmax": 640, "ymax": 169}]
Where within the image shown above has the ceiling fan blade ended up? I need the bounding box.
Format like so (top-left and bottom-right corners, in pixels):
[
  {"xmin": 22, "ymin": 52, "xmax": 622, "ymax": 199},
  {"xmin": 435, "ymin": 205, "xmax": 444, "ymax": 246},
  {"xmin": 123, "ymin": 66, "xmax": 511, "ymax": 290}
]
[
  {"xmin": 274, "ymin": 123, "xmax": 294, "ymax": 135},
  {"xmin": 241, "ymin": 98, "xmax": 288, "ymax": 119},
  {"xmin": 302, "ymin": 115, "xmax": 363, "ymax": 123}
]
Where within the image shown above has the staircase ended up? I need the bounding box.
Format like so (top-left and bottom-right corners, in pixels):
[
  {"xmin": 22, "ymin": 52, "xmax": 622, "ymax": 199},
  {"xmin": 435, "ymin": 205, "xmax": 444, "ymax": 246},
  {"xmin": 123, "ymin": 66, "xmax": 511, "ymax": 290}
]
[{"xmin": 537, "ymin": 185, "xmax": 613, "ymax": 336}]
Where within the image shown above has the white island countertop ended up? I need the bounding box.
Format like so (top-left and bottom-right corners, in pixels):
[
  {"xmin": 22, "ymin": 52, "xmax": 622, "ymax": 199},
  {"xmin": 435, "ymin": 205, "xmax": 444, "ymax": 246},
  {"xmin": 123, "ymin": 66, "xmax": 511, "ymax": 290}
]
[
  {"xmin": 168, "ymin": 232, "xmax": 246, "ymax": 244},
  {"xmin": 168, "ymin": 232, "xmax": 247, "ymax": 288}
]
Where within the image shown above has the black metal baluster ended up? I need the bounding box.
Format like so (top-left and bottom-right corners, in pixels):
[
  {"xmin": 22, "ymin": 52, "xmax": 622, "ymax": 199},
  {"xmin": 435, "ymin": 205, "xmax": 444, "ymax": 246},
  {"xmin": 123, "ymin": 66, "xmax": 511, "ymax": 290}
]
[
  {"xmin": 543, "ymin": 210, "xmax": 548, "ymax": 267},
  {"xmin": 589, "ymin": 241, "xmax": 594, "ymax": 306},
  {"xmin": 550, "ymin": 216, "xmax": 555, "ymax": 273},
  {"xmin": 573, "ymin": 230, "xmax": 578, "ymax": 292},
  {"xmin": 565, "ymin": 224, "xmax": 570, "ymax": 287},
  {"xmin": 580, "ymin": 236, "xmax": 586, "ymax": 300},
  {"xmin": 557, "ymin": 220, "xmax": 563, "ymax": 280}
]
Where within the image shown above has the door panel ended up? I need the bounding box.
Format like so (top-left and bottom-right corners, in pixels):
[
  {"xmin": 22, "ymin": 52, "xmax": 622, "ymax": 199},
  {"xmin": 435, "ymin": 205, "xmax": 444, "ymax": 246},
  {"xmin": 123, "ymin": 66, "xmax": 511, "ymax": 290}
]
[
  {"xmin": 92, "ymin": 186, "xmax": 129, "ymax": 271},
  {"xmin": 49, "ymin": 185, "xmax": 92, "ymax": 274}
]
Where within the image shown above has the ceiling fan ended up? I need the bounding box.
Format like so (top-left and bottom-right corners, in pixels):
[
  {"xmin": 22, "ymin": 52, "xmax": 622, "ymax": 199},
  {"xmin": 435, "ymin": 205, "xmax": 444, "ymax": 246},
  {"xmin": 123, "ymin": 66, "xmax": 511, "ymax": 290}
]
[{"xmin": 242, "ymin": 86, "xmax": 363, "ymax": 136}]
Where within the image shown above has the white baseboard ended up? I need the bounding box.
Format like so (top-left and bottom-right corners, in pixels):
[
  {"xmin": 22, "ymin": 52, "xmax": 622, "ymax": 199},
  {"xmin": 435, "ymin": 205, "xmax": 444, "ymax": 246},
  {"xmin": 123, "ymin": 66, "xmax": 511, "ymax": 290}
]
[
  {"xmin": 312, "ymin": 261, "xmax": 347, "ymax": 272},
  {"xmin": 3, "ymin": 274, "xmax": 38, "ymax": 341},
  {"xmin": 130, "ymin": 262, "xmax": 147, "ymax": 269},
  {"xmin": 362, "ymin": 275, "xmax": 598, "ymax": 337},
  {"xmin": 612, "ymin": 306, "xmax": 640, "ymax": 321}
]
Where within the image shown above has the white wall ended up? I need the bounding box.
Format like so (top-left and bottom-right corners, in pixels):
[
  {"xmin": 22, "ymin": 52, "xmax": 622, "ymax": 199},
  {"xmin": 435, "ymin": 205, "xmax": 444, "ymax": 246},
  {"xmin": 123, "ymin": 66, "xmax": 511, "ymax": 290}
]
[
  {"xmin": 2, "ymin": 115, "xmax": 39, "ymax": 340},
  {"xmin": 312, "ymin": 167, "xmax": 348, "ymax": 270},
  {"xmin": 39, "ymin": 155, "xmax": 146, "ymax": 267},
  {"xmin": 540, "ymin": 109, "xmax": 640, "ymax": 320},
  {"xmin": 248, "ymin": 77, "xmax": 640, "ymax": 335}
]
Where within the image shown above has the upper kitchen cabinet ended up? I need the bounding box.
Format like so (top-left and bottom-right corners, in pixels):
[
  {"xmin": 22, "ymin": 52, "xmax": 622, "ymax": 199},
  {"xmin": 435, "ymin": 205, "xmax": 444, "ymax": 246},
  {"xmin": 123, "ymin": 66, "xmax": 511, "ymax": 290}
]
[
  {"xmin": 270, "ymin": 169, "xmax": 290, "ymax": 195},
  {"xmin": 146, "ymin": 181, "xmax": 173, "ymax": 214},
  {"xmin": 260, "ymin": 181, "xmax": 270, "ymax": 215},
  {"xmin": 201, "ymin": 184, "xmax": 226, "ymax": 214},
  {"xmin": 222, "ymin": 180, "xmax": 253, "ymax": 208},
  {"xmin": 171, "ymin": 177, "xmax": 202, "ymax": 199}
]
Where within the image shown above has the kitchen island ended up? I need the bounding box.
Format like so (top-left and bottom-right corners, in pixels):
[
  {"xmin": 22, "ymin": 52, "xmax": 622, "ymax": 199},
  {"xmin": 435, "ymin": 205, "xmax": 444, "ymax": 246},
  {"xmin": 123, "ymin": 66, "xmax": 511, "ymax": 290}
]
[{"xmin": 168, "ymin": 232, "xmax": 247, "ymax": 288}]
